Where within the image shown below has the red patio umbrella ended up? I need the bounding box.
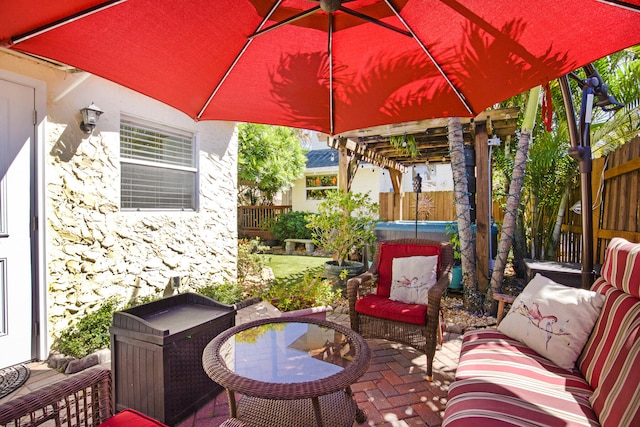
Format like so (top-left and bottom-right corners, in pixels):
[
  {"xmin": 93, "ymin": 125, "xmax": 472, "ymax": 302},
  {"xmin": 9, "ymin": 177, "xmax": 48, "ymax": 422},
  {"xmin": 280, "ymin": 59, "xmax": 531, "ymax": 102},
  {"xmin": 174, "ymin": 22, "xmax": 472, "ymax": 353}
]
[{"xmin": 1, "ymin": 0, "xmax": 638, "ymax": 136}]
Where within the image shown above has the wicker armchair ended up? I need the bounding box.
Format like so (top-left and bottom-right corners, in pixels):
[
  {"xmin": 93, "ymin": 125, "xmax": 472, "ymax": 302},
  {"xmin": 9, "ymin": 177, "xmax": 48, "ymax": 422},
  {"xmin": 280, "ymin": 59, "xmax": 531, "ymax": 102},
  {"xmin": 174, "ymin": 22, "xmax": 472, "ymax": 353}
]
[
  {"xmin": 347, "ymin": 238, "xmax": 453, "ymax": 381},
  {"xmin": 0, "ymin": 367, "xmax": 168, "ymax": 427},
  {"xmin": 0, "ymin": 367, "xmax": 113, "ymax": 427}
]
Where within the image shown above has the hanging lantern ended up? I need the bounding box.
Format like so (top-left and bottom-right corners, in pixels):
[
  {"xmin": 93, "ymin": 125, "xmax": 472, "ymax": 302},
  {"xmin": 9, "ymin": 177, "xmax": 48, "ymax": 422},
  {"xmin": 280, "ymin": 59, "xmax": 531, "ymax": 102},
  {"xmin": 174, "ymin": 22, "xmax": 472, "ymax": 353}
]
[
  {"xmin": 331, "ymin": 177, "xmax": 337, "ymax": 185},
  {"xmin": 315, "ymin": 177, "xmax": 321, "ymax": 186}
]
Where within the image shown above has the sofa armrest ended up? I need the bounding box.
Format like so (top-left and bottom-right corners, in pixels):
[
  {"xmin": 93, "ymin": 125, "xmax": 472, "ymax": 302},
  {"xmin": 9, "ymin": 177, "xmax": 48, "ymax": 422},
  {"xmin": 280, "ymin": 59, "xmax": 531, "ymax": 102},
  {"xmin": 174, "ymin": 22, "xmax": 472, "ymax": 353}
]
[
  {"xmin": 0, "ymin": 367, "xmax": 113, "ymax": 427},
  {"xmin": 493, "ymin": 292, "xmax": 516, "ymax": 325},
  {"xmin": 347, "ymin": 270, "xmax": 376, "ymax": 331},
  {"xmin": 347, "ymin": 271, "xmax": 376, "ymax": 303}
]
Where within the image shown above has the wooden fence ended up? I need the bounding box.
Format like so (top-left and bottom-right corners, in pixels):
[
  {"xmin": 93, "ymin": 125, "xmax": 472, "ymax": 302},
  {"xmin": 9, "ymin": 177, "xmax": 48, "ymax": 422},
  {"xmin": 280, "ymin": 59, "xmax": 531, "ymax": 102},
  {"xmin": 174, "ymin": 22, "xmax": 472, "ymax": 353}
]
[
  {"xmin": 560, "ymin": 136, "xmax": 640, "ymax": 264},
  {"xmin": 238, "ymin": 205, "xmax": 292, "ymax": 240},
  {"xmin": 379, "ymin": 191, "xmax": 505, "ymax": 223}
]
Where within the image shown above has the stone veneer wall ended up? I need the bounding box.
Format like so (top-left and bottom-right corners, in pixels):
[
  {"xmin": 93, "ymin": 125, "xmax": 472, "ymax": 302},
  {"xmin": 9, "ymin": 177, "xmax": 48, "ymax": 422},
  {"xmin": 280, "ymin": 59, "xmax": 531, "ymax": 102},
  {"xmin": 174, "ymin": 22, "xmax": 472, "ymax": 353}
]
[{"xmin": 46, "ymin": 125, "xmax": 238, "ymax": 339}]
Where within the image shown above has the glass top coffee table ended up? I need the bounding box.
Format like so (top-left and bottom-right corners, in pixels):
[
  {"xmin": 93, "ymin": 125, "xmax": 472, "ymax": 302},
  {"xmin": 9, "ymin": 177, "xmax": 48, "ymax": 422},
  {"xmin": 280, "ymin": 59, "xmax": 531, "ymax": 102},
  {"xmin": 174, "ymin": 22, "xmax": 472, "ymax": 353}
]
[{"xmin": 203, "ymin": 317, "xmax": 371, "ymax": 427}]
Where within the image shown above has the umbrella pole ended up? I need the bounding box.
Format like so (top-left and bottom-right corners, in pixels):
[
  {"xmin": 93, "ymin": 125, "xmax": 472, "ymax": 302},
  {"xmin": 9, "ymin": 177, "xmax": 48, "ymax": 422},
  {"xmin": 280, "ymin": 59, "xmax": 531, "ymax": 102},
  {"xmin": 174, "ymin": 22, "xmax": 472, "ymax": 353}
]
[
  {"xmin": 413, "ymin": 173, "xmax": 422, "ymax": 239},
  {"xmin": 559, "ymin": 74, "xmax": 596, "ymax": 289}
]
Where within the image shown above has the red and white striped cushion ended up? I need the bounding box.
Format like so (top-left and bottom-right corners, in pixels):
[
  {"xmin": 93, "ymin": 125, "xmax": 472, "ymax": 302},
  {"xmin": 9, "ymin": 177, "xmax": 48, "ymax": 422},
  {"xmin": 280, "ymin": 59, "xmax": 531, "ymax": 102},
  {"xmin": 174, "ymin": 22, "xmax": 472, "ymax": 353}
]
[
  {"xmin": 589, "ymin": 313, "xmax": 640, "ymax": 427},
  {"xmin": 443, "ymin": 376, "xmax": 599, "ymax": 427},
  {"xmin": 600, "ymin": 238, "xmax": 640, "ymax": 298},
  {"xmin": 578, "ymin": 278, "xmax": 640, "ymax": 389},
  {"xmin": 456, "ymin": 329, "xmax": 592, "ymax": 396}
]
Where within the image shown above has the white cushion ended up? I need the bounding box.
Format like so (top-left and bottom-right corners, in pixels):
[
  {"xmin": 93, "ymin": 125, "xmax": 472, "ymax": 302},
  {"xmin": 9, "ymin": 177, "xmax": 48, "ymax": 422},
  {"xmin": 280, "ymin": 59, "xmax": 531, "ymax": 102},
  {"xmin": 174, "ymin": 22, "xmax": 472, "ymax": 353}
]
[
  {"xmin": 389, "ymin": 255, "xmax": 438, "ymax": 305},
  {"xmin": 498, "ymin": 273, "xmax": 605, "ymax": 370}
]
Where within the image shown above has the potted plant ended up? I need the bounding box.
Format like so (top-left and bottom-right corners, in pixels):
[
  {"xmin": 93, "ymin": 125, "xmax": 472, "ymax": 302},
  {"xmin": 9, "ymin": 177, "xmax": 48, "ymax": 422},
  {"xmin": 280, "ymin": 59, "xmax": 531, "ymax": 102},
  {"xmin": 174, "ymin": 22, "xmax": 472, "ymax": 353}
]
[
  {"xmin": 446, "ymin": 223, "xmax": 463, "ymax": 290},
  {"xmin": 306, "ymin": 190, "xmax": 379, "ymax": 285}
]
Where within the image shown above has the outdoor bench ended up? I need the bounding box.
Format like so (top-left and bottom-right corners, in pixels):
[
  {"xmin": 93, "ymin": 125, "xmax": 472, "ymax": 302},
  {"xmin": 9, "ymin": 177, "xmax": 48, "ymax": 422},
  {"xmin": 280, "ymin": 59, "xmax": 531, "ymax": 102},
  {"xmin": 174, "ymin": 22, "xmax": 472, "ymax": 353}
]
[
  {"xmin": 443, "ymin": 237, "xmax": 640, "ymax": 427},
  {"xmin": 284, "ymin": 238, "xmax": 315, "ymax": 255}
]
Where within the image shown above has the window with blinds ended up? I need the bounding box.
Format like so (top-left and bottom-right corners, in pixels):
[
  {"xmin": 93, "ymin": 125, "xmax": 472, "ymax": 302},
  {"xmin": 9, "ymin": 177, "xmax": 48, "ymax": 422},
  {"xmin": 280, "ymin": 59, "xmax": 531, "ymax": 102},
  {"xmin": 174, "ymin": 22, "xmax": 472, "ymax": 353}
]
[{"xmin": 120, "ymin": 117, "xmax": 196, "ymax": 211}]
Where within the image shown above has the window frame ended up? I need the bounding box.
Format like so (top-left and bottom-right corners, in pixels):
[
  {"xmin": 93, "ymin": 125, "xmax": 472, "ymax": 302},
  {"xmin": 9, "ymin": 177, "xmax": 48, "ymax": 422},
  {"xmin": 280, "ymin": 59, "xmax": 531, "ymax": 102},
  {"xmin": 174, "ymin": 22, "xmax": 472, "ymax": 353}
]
[
  {"xmin": 305, "ymin": 174, "xmax": 338, "ymax": 200},
  {"xmin": 119, "ymin": 115, "xmax": 198, "ymax": 212}
]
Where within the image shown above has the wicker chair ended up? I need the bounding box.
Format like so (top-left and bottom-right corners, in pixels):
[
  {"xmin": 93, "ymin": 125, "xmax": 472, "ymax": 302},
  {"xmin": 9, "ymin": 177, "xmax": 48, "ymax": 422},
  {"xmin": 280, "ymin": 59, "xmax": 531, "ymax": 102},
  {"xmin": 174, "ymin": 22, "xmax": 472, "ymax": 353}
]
[
  {"xmin": 0, "ymin": 367, "xmax": 167, "ymax": 427},
  {"xmin": 347, "ymin": 238, "xmax": 453, "ymax": 381}
]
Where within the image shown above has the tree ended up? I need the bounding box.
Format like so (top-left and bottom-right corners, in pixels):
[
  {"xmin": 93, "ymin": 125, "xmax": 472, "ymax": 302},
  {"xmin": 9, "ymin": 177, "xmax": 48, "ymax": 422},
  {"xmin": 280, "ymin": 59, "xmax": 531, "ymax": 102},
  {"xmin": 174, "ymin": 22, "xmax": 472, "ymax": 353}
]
[
  {"xmin": 590, "ymin": 47, "xmax": 640, "ymax": 157},
  {"xmin": 448, "ymin": 117, "xmax": 482, "ymax": 313},
  {"xmin": 486, "ymin": 87, "xmax": 541, "ymax": 314},
  {"xmin": 237, "ymin": 123, "xmax": 308, "ymax": 205}
]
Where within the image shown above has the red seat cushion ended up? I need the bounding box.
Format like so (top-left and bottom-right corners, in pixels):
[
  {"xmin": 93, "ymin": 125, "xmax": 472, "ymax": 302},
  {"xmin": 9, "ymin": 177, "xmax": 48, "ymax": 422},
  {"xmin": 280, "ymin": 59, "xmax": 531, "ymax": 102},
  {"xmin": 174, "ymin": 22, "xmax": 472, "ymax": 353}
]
[
  {"xmin": 355, "ymin": 294, "xmax": 427, "ymax": 325},
  {"xmin": 99, "ymin": 409, "xmax": 169, "ymax": 427},
  {"xmin": 376, "ymin": 243, "xmax": 441, "ymax": 297}
]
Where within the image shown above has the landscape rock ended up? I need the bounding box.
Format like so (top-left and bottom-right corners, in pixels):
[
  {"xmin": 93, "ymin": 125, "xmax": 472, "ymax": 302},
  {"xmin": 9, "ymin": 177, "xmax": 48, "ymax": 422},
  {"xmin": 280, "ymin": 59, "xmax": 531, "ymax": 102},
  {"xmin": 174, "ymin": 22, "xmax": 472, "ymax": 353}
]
[
  {"xmin": 47, "ymin": 353, "xmax": 76, "ymax": 371},
  {"xmin": 94, "ymin": 348, "xmax": 111, "ymax": 365},
  {"xmin": 65, "ymin": 354, "xmax": 99, "ymax": 374}
]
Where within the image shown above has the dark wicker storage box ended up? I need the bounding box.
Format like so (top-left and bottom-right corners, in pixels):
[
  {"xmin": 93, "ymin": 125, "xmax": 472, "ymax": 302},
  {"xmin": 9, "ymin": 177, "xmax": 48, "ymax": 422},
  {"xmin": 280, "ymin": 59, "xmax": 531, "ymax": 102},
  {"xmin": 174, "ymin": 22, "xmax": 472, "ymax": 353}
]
[{"xmin": 110, "ymin": 293, "xmax": 235, "ymax": 426}]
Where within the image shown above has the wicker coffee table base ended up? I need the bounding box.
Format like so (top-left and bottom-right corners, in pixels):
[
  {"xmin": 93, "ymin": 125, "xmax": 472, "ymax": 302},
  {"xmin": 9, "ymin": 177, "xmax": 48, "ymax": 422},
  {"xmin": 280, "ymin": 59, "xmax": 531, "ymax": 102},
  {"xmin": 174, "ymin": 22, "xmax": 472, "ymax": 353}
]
[{"xmin": 237, "ymin": 389, "xmax": 365, "ymax": 427}]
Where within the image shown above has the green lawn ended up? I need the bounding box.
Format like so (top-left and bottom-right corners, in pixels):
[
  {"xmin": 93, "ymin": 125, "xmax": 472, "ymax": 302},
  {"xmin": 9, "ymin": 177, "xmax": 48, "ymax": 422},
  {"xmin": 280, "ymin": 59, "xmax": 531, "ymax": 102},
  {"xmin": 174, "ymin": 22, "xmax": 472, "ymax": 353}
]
[{"xmin": 259, "ymin": 254, "xmax": 331, "ymax": 280}]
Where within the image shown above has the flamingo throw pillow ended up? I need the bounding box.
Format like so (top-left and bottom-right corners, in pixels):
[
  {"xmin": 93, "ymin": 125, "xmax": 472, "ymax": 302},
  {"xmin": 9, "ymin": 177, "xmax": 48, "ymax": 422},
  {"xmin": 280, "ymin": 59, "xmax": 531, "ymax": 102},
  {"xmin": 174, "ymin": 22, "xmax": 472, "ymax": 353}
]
[
  {"xmin": 389, "ymin": 255, "xmax": 438, "ymax": 305},
  {"xmin": 498, "ymin": 273, "xmax": 605, "ymax": 370}
]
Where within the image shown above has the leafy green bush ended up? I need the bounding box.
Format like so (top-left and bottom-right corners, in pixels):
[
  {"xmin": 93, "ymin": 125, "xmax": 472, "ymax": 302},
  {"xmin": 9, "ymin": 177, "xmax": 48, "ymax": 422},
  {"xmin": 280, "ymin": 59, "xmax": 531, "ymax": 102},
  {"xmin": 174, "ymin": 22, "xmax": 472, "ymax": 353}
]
[
  {"xmin": 238, "ymin": 238, "xmax": 268, "ymax": 284},
  {"xmin": 269, "ymin": 211, "xmax": 315, "ymax": 241},
  {"xmin": 53, "ymin": 299, "xmax": 119, "ymax": 358},
  {"xmin": 196, "ymin": 281, "xmax": 245, "ymax": 305},
  {"xmin": 264, "ymin": 268, "xmax": 340, "ymax": 312},
  {"xmin": 306, "ymin": 190, "xmax": 378, "ymax": 266},
  {"xmin": 446, "ymin": 223, "xmax": 462, "ymax": 263},
  {"xmin": 53, "ymin": 293, "xmax": 165, "ymax": 359}
]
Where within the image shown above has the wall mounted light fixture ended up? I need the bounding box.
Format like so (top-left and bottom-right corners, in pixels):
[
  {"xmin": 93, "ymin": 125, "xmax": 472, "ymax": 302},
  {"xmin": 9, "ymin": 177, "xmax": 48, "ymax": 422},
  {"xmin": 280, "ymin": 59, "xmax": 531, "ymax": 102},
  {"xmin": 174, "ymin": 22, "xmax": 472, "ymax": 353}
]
[{"xmin": 79, "ymin": 102, "xmax": 103, "ymax": 134}]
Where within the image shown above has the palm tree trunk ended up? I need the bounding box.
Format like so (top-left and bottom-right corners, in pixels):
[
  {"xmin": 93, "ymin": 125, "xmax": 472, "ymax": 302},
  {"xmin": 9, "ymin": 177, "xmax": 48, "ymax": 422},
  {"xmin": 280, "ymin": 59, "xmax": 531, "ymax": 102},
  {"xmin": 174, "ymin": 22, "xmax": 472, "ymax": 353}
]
[
  {"xmin": 448, "ymin": 117, "xmax": 481, "ymax": 313},
  {"xmin": 547, "ymin": 188, "xmax": 569, "ymax": 259},
  {"xmin": 485, "ymin": 87, "xmax": 541, "ymax": 314}
]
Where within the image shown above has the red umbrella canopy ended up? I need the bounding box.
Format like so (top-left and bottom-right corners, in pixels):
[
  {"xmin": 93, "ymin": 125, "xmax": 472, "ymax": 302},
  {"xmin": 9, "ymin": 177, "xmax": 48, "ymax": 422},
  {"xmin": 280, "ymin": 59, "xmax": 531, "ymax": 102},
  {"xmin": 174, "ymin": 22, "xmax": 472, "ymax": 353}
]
[{"xmin": 2, "ymin": 0, "xmax": 638, "ymax": 135}]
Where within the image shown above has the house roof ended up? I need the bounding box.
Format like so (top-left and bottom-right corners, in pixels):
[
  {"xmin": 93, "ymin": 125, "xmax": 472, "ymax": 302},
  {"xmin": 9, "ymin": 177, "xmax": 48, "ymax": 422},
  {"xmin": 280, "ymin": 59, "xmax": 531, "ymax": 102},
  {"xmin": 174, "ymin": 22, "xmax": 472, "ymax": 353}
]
[{"xmin": 305, "ymin": 149, "xmax": 338, "ymax": 169}]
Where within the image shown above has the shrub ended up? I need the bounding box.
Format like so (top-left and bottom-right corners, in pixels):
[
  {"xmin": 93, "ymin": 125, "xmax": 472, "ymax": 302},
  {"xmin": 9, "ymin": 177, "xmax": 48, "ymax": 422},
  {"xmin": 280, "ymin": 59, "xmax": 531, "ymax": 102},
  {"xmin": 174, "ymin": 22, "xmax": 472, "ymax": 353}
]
[
  {"xmin": 53, "ymin": 293, "xmax": 165, "ymax": 359},
  {"xmin": 306, "ymin": 190, "xmax": 378, "ymax": 266},
  {"xmin": 269, "ymin": 211, "xmax": 315, "ymax": 241},
  {"xmin": 53, "ymin": 299, "xmax": 119, "ymax": 359},
  {"xmin": 196, "ymin": 281, "xmax": 245, "ymax": 305},
  {"xmin": 238, "ymin": 238, "xmax": 267, "ymax": 281},
  {"xmin": 264, "ymin": 268, "xmax": 340, "ymax": 312}
]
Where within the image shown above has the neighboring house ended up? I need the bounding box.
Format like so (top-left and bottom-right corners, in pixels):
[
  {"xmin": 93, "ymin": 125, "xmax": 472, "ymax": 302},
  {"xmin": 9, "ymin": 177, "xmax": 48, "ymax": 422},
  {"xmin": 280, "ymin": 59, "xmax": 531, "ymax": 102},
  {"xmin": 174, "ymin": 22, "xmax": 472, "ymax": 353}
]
[
  {"xmin": 0, "ymin": 51, "xmax": 238, "ymax": 368},
  {"xmin": 290, "ymin": 133, "xmax": 454, "ymax": 214}
]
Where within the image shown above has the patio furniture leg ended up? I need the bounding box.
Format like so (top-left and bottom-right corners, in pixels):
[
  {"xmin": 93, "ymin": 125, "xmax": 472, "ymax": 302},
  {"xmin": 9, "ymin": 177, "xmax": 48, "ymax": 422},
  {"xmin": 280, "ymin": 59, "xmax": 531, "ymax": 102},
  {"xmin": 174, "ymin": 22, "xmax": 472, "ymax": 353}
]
[
  {"xmin": 227, "ymin": 389, "xmax": 238, "ymax": 418},
  {"xmin": 346, "ymin": 386, "xmax": 367, "ymax": 424},
  {"xmin": 311, "ymin": 396, "xmax": 323, "ymax": 427}
]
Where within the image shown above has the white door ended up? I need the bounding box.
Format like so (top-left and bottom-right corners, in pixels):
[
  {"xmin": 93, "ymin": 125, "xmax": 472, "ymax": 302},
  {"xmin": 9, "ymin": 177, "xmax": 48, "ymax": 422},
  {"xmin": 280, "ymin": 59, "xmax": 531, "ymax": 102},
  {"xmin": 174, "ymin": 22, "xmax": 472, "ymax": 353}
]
[{"xmin": 0, "ymin": 78, "xmax": 35, "ymax": 367}]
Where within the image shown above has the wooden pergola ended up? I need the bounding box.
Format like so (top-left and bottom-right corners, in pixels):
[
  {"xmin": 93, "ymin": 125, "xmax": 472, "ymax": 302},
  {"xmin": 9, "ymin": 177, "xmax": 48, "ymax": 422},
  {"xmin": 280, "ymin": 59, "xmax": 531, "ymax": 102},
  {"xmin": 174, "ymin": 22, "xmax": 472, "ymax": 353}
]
[{"xmin": 323, "ymin": 107, "xmax": 519, "ymax": 289}]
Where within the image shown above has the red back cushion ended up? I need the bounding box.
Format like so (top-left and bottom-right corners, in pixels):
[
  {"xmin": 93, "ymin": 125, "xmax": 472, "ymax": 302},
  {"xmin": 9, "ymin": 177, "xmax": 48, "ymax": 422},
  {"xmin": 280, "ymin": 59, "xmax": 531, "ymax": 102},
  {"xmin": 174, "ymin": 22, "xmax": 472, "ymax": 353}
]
[
  {"xmin": 589, "ymin": 315, "xmax": 640, "ymax": 427},
  {"xmin": 600, "ymin": 237, "xmax": 640, "ymax": 298},
  {"xmin": 578, "ymin": 278, "xmax": 640, "ymax": 389},
  {"xmin": 376, "ymin": 243, "xmax": 441, "ymax": 297}
]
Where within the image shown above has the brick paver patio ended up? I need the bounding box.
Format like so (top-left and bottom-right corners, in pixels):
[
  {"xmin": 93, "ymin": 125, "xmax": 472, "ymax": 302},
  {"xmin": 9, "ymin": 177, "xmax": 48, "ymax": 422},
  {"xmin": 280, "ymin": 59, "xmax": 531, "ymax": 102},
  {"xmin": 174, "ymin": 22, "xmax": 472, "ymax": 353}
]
[
  {"xmin": 1, "ymin": 307, "xmax": 462, "ymax": 427},
  {"xmin": 178, "ymin": 310, "xmax": 462, "ymax": 427}
]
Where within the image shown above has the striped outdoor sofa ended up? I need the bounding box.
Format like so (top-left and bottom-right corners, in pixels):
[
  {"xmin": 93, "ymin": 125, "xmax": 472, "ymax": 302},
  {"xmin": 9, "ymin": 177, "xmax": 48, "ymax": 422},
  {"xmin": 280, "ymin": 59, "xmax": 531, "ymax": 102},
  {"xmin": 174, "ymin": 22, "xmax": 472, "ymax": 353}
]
[{"xmin": 443, "ymin": 237, "xmax": 640, "ymax": 427}]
